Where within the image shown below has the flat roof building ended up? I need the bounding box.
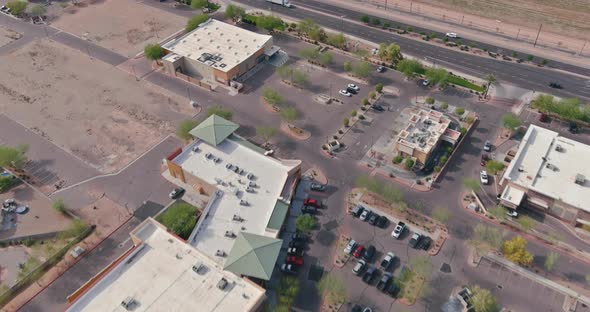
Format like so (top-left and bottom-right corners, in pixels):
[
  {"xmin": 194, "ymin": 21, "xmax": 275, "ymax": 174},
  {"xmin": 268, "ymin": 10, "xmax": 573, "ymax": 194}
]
[
  {"xmin": 394, "ymin": 109, "xmax": 461, "ymax": 167},
  {"xmin": 500, "ymin": 125, "xmax": 590, "ymax": 226},
  {"xmin": 66, "ymin": 218, "xmax": 266, "ymax": 312},
  {"xmin": 165, "ymin": 115, "xmax": 301, "ymax": 279},
  {"xmin": 161, "ymin": 19, "xmax": 278, "ymax": 86}
]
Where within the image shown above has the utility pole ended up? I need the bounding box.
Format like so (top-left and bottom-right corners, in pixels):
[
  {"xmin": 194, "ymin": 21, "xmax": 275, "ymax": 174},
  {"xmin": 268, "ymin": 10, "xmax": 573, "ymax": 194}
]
[
  {"xmin": 460, "ymin": 15, "xmax": 464, "ymax": 24},
  {"xmin": 533, "ymin": 24, "xmax": 542, "ymax": 48},
  {"xmin": 516, "ymin": 28, "xmax": 520, "ymax": 40},
  {"xmin": 187, "ymin": 87, "xmax": 192, "ymax": 102},
  {"xmin": 580, "ymin": 41, "xmax": 587, "ymax": 56}
]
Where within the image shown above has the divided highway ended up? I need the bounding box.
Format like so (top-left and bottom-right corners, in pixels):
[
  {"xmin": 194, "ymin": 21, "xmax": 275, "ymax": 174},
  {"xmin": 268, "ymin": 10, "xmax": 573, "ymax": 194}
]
[{"xmin": 236, "ymin": 0, "xmax": 590, "ymax": 100}]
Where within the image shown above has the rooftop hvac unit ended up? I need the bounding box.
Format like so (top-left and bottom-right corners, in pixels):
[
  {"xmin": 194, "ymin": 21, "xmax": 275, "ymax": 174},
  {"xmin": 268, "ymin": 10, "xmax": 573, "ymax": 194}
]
[
  {"xmin": 224, "ymin": 231, "xmax": 236, "ymax": 238},
  {"xmin": 226, "ymin": 163, "xmax": 233, "ymax": 170},
  {"xmin": 215, "ymin": 250, "xmax": 226, "ymax": 257},
  {"xmin": 232, "ymin": 214, "xmax": 244, "ymax": 222},
  {"xmin": 555, "ymin": 144, "xmax": 562, "ymax": 152},
  {"xmin": 217, "ymin": 278, "xmax": 229, "ymax": 290},
  {"xmin": 575, "ymin": 174, "xmax": 586, "ymax": 185},
  {"xmin": 121, "ymin": 297, "xmax": 136, "ymax": 311},
  {"xmin": 192, "ymin": 146, "xmax": 200, "ymax": 153},
  {"xmin": 192, "ymin": 262, "xmax": 207, "ymax": 275},
  {"xmin": 240, "ymin": 200, "xmax": 249, "ymax": 206}
]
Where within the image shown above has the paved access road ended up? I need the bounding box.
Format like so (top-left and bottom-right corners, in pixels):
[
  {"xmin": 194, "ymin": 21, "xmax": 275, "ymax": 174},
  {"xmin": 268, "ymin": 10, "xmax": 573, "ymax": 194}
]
[{"xmin": 233, "ymin": 0, "xmax": 590, "ymax": 101}]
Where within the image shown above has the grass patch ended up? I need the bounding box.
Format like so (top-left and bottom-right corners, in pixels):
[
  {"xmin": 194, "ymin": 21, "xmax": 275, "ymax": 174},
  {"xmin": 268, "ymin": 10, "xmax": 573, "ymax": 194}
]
[
  {"xmin": 156, "ymin": 202, "xmax": 199, "ymax": 240},
  {"xmin": 448, "ymin": 76, "xmax": 485, "ymax": 92},
  {"xmin": 396, "ymin": 269, "xmax": 425, "ymax": 304}
]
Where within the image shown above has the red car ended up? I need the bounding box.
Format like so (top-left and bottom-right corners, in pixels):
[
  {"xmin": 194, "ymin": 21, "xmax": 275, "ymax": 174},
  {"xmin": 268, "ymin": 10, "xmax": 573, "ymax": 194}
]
[
  {"xmin": 353, "ymin": 245, "xmax": 365, "ymax": 258},
  {"xmin": 286, "ymin": 255, "xmax": 304, "ymax": 265},
  {"xmin": 303, "ymin": 198, "xmax": 322, "ymax": 208}
]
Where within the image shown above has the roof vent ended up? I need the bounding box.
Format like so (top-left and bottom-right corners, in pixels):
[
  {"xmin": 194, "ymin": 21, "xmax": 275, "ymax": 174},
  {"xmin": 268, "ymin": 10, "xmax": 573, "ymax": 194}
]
[
  {"xmin": 192, "ymin": 262, "xmax": 207, "ymax": 275},
  {"xmin": 225, "ymin": 230, "xmax": 236, "ymax": 238},
  {"xmin": 217, "ymin": 278, "xmax": 229, "ymax": 290},
  {"xmin": 575, "ymin": 174, "xmax": 586, "ymax": 185},
  {"xmin": 232, "ymin": 214, "xmax": 244, "ymax": 222},
  {"xmin": 555, "ymin": 144, "xmax": 562, "ymax": 152},
  {"xmin": 121, "ymin": 297, "xmax": 136, "ymax": 311},
  {"xmin": 215, "ymin": 250, "xmax": 226, "ymax": 257},
  {"xmin": 518, "ymin": 167, "xmax": 524, "ymax": 172}
]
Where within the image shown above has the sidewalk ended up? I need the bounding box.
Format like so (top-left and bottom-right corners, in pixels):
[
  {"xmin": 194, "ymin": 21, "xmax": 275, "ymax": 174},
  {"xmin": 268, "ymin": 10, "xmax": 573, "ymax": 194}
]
[{"xmin": 312, "ymin": 0, "xmax": 590, "ymax": 70}]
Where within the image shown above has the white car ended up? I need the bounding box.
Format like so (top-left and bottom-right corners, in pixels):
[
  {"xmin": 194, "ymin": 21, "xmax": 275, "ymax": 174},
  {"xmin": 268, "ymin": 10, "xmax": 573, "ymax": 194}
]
[
  {"xmin": 344, "ymin": 239, "xmax": 357, "ymax": 254},
  {"xmin": 506, "ymin": 209, "xmax": 518, "ymax": 218},
  {"xmin": 339, "ymin": 89, "xmax": 352, "ymax": 97},
  {"xmin": 445, "ymin": 32, "xmax": 458, "ymax": 38},
  {"xmin": 391, "ymin": 221, "xmax": 406, "ymax": 239},
  {"xmin": 347, "ymin": 83, "xmax": 360, "ymax": 91},
  {"xmin": 422, "ymin": 79, "xmax": 430, "ymax": 86},
  {"xmin": 480, "ymin": 170, "xmax": 489, "ymax": 185},
  {"xmin": 360, "ymin": 209, "xmax": 371, "ymax": 221}
]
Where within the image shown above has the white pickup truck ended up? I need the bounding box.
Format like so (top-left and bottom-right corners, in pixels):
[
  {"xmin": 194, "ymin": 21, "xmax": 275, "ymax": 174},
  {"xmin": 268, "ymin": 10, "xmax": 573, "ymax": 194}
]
[{"xmin": 266, "ymin": 0, "xmax": 292, "ymax": 8}]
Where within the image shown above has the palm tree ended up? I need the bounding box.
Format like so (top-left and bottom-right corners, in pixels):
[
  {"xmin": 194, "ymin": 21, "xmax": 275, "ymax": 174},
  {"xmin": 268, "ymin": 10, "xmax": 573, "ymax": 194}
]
[{"xmin": 483, "ymin": 74, "xmax": 497, "ymax": 99}]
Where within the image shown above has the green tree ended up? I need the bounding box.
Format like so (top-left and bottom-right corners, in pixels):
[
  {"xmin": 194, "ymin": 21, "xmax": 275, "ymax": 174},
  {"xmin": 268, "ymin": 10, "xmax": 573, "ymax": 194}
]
[
  {"xmin": 318, "ymin": 52, "xmax": 333, "ymax": 66},
  {"xmin": 425, "ymin": 97, "xmax": 435, "ymax": 104},
  {"xmin": 462, "ymin": 178, "xmax": 479, "ymax": 192},
  {"xmin": 144, "ymin": 43, "xmax": 164, "ymax": 62},
  {"xmin": 485, "ymin": 160, "xmax": 505, "ymax": 175},
  {"xmin": 186, "ymin": 14, "xmax": 209, "ymax": 32},
  {"xmin": 30, "ymin": 4, "xmax": 46, "ymax": 16},
  {"xmin": 308, "ymin": 27, "xmax": 326, "ymax": 42},
  {"xmin": 318, "ymin": 273, "xmax": 346, "ymax": 305},
  {"xmin": 343, "ymin": 61, "xmax": 352, "ymax": 72},
  {"xmin": 369, "ymin": 91, "xmax": 376, "ymax": 99},
  {"xmin": 544, "ymin": 251, "xmax": 559, "ymax": 272},
  {"xmin": 292, "ymin": 70, "xmax": 308, "ymax": 87},
  {"xmin": 396, "ymin": 59, "xmax": 423, "ymax": 79},
  {"xmin": 502, "ymin": 236, "xmax": 533, "ymax": 266},
  {"xmin": 517, "ymin": 215, "xmax": 535, "ymax": 231},
  {"xmin": 52, "ymin": 198, "xmax": 67, "ymax": 214},
  {"xmin": 326, "ymin": 33, "xmax": 346, "ymax": 48},
  {"xmin": 375, "ymin": 83, "xmax": 383, "ymax": 93},
  {"xmin": 0, "ymin": 144, "xmax": 28, "ymax": 170},
  {"xmin": 350, "ymin": 110, "xmax": 357, "ymax": 117},
  {"xmin": 432, "ymin": 206, "xmax": 450, "ymax": 224},
  {"xmin": 156, "ymin": 203, "xmax": 198, "ymax": 240},
  {"xmin": 488, "ymin": 205, "xmax": 507, "ymax": 220},
  {"xmin": 191, "ymin": 0, "xmax": 208, "ymax": 9},
  {"xmin": 295, "ymin": 214, "xmax": 316, "ymax": 233},
  {"xmin": 58, "ymin": 219, "xmax": 89, "ymax": 239},
  {"xmin": 276, "ymin": 276, "xmax": 299, "ymax": 308},
  {"xmin": 176, "ymin": 119, "xmax": 199, "ymax": 141},
  {"xmin": 6, "ymin": 1, "xmax": 27, "ymax": 16},
  {"xmin": 502, "ymin": 113, "xmax": 521, "ymax": 131},
  {"xmin": 404, "ymin": 158, "xmax": 415, "ymax": 169},
  {"xmin": 262, "ymin": 88, "xmax": 284, "ymax": 106},
  {"xmin": 207, "ymin": 106, "xmax": 233, "ymax": 120},
  {"xmin": 297, "ymin": 18, "xmax": 319, "ymax": 36},
  {"xmin": 377, "ymin": 43, "xmax": 403, "ymax": 64},
  {"xmin": 0, "ymin": 176, "xmax": 15, "ymax": 192},
  {"xmin": 483, "ymin": 74, "xmax": 497, "ymax": 98},
  {"xmin": 471, "ymin": 285, "xmax": 498, "ymax": 312},
  {"xmin": 531, "ymin": 94, "xmax": 555, "ymax": 112},
  {"xmin": 361, "ymin": 98, "xmax": 369, "ymax": 106},
  {"xmin": 352, "ymin": 61, "xmax": 371, "ymax": 78},
  {"xmin": 360, "ymin": 15, "xmax": 370, "ymax": 23},
  {"xmin": 256, "ymin": 126, "xmax": 277, "ymax": 145},
  {"xmin": 280, "ymin": 106, "xmax": 298, "ymax": 124},
  {"xmin": 425, "ymin": 68, "xmax": 450, "ymax": 87},
  {"xmin": 342, "ymin": 117, "xmax": 349, "ymax": 127},
  {"xmin": 224, "ymin": 4, "xmax": 246, "ymax": 22}
]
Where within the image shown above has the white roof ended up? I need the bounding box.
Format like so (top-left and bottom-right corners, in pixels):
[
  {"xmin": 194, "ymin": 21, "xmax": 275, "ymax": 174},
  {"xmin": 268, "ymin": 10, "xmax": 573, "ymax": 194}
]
[
  {"xmin": 503, "ymin": 125, "xmax": 590, "ymax": 212},
  {"xmin": 162, "ymin": 19, "xmax": 272, "ymax": 73},
  {"xmin": 67, "ymin": 219, "xmax": 265, "ymax": 312},
  {"xmin": 396, "ymin": 109, "xmax": 459, "ymax": 154},
  {"xmin": 172, "ymin": 138, "xmax": 297, "ymax": 263}
]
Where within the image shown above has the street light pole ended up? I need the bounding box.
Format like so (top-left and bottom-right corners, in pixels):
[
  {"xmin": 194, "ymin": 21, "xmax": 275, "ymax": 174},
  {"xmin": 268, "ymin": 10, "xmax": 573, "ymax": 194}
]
[
  {"xmin": 533, "ymin": 23, "xmax": 543, "ymax": 47},
  {"xmin": 580, "ymin": 41, "xmax": 587, "ymax": 56}
]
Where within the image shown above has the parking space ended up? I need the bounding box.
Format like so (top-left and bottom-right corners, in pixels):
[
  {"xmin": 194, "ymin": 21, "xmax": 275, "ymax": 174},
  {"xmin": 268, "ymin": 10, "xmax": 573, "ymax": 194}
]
[
  {"xmin": 0, "ymin": 114, "xmax": 99, "ymax": 193},
  {"xmin": 476, "ymin": 257, "xmax": 570, "ymax": 312}
]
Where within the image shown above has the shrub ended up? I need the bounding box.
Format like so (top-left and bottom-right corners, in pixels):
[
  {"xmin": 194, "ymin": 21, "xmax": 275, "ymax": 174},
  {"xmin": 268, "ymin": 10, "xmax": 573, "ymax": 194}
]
[
  {"xmin": 343, "ymin": 61, "xmax": 352, "ymax": 72},
  {"xmin": 361, "ymin": 98, "xmax": 369, "ymax": 106},
  {"xmin": 527, "ymin": 55, "xmax": 534, "ymax": 61},
  {"xmin": 465, "ymin": 116, "xmax": 475, "ymax": 124},
  {"xmin": 350, "ymin": 110, "xmax": 357, "ymax": 117},
  {"xmin": 144, "ymin": 44, "xmax": 164, "ymax": 61},
  {"xmin": 541, "ymin": 59, "xmax": 548, "ymax": 66},
  {"xmin": 383, "ymin": 22, "xmax": 391, "ymax": 28},
  {"xmin": 455, "ymin": 107, "xmax": 465, "ymax": 115},
  {"xmin": 375, "ymin": 83, "xmax": 383, "ymax": 93},
  {"xmin": 360, "ymin": 15, "xmax": 370, "ymax": 23},
  {"xmin": 407, "ymin": 26, "xmax": 413, "ymax": 32},
  {"xmin": 30, "ymin": 4, "xmax": 46, "ymax": 16},
  {"xmin": 52, "ymin": 198, "xmax": 67, "ymax": 215},
  {"xmin": 460, "ymin": 127, "xmax": 467, "ymax": 135},
  {"xmin": 441, "ymin": 102, "xmax": 449, "ymax": 109},
  {"xmin": 371, "ymin": 18, "xmax": 381, "ymax": 25},
  {"xmin": 207, "ymin": 106, "xmax": 233, "ymax": 120},
  {"xmin": 425, "ymin": 97, "xmax": 435, "ymax": 104},
  {"xmin": 434, "ymin": 165, "xmax": 442, "ymax": 172},
  {"xmin": 186, "ymin": 14, "xmax": 209, "ymax": 32},
  {"xmin": 358, "ymin": 114, "xmax": 365, "ymax": 120},
  {"xmin": 176, "ymin": 119, "xmax": 200, "ymax": 141},
  {"xmin": 369, "ymin": 91, "xmax": 376, "ymax": 99},
  {"xmin": 404, "ymin": 159, "xmax": 415, "ymax": 169},
  {"xmin": 393, "ymin": 155, "xmax": 403, "ymax": 164},
  {"xmin": 342, "ymin": 117, "xmax": 350, "ymax": 127},
  {"xmin": 439, "ymin": 155, "xmax": 448, "ymax": 164}
]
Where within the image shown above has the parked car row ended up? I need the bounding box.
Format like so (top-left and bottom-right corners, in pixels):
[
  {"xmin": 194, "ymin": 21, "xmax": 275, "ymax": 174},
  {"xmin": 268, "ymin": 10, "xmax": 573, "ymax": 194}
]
[
  {"xmin": 280, "ymin": 232, "xmax": 308, "ymax": 275},
  {"xmin": 350, "ymin": 253, "xmax": 399, "ymax": 298},
  {"xmin": 391, "ymin": 221, "xmax": 432, "ymax": 251},
  {"xmin": 351, "ymin": 205, "xmax": 389, "ymax": 228}
]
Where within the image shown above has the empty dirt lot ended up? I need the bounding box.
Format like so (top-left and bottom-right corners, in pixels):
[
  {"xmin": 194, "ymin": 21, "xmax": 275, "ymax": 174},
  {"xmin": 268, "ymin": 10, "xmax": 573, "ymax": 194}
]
[
  {"xmin": 0, "ymin": 39, "xmax": 192, "ymax": 173},
  {"xmin": 51, "ymin": 0, "xmax": 185, "ymax": 57}
]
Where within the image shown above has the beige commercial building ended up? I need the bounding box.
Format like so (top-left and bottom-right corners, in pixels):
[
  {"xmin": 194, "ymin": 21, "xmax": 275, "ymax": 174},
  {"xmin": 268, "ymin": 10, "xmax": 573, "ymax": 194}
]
[
  {"xmin": 161, "ymin": 19, "xmax": 278, "ymax": 86},
  {"xmin": 499, "ymin": 125, "xmax": 590, "ymax": 226},
  {"xmin": 393, "ymin": 109, "xmax": 461, "ymax": 166}
]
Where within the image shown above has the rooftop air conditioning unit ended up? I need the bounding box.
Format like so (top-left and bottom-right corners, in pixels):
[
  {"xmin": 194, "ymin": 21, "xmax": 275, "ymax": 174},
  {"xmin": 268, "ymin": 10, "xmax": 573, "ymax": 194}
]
[
  {"xmin": 555, "ymin": 145, "xmax": 562, "ymax": 152},
  {"xmin": 192, "ymin": 262, "xmax": 207, "ymax": 275},
  {"xmin": 575, "ymin": 174, "xmax": 586, "ymax": 185},
  {"xmin": 217, "ymin": 278, "xmax": 229, "ymax": 290},
  {"xmin": 121, "ymin": 297, "xmax": 136, "ymax": 311}
]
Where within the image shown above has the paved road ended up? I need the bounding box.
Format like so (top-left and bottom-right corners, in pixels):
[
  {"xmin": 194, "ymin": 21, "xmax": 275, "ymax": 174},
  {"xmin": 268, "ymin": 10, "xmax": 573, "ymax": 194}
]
[{"xmin": 234, "ymin": 0, "xmax": 590, "ymax": 101}]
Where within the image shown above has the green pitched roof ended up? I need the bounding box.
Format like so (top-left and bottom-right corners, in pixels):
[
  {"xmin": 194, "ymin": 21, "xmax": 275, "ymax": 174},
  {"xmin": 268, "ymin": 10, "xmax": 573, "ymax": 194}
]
[
  {"xmin": 266, "ymin": 200, "xmax": 289, "ymax": 231},
  {"xmin": 223, "ymin": 232, "xmax": 282, "ymax": 280},
  {"xmin": 189, "ymin": 115, "xmax": 239, "ymax": 146}
]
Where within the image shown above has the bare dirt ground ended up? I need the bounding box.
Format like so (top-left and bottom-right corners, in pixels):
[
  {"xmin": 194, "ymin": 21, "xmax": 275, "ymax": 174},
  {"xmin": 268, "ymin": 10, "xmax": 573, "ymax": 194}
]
[
  {"xmin": 0, "ymin": 26, "xmax": 20, "ymax": 48},
  {"xmin": 51, "ymin": 0, "xmax": 185, "ymax": 57},
  {"xmin": 0, "ymin": 39, "xmax": 190, "ymax": 173}
]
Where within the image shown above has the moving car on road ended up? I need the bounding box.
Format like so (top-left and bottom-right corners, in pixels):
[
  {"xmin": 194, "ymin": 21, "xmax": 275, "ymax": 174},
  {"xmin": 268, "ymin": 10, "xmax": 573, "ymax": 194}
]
[
  {"xmin": 392, "ymin": 221, "xmax": 406, "ymax": 239},
  {"xmin": 549, "ymin": 82, "xmax": 562, "ymax": 89},
  {"xmin": 480, "ymin": 170, "xmax": 489, "ymax": 185},
  {"xmin": 445, "ymin": 32, "xmax": 458, "ymax": 38}
]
